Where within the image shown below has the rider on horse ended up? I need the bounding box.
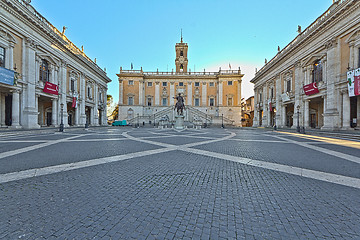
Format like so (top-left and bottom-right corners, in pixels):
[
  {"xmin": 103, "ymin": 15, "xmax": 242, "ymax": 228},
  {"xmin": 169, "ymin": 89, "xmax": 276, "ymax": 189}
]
[{"xmin": 174, "ymin": 93, "xmax": 185, "ymax": 115}]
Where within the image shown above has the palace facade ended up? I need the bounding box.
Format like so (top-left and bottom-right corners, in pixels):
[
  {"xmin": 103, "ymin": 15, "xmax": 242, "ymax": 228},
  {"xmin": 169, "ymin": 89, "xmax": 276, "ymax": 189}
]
[
  {"xmin": 117, "ymin": 38, "xmax": 243, "ymax": 126},
  {"xmin": 251, "ymin": 0, "xmax": 360, "ymax": 130},
  {"xmin": 0, "ymin": 0, "xmax": 111, "ymax": 129}
]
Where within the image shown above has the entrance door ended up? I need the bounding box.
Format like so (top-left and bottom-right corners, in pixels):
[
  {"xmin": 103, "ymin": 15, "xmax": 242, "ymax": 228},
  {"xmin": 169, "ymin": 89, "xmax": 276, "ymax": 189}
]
[
  {"xmin": 46, "ymin": 112, "xmax": 52, "ymax": 126},
  {"xmin": 310, "ymin": 113, "xmax": 316, "ymax": 128},
  {"xmin": 5, "ymin": 95, "xmax": 12, "ymax": 126},
  {"xmin": 350, "ymin": 97, "xmax": 357, "ymax": 128}
]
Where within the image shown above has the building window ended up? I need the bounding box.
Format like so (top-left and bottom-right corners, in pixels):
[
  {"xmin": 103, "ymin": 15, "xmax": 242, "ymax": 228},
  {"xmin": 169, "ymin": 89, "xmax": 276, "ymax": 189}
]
[
  {"xmin": 128, "ymin": 80, "xmax": 134, "ymax": 85},
  {"xmin": 162, "ymin": 82, "xmax": 167, "ymax": 87},
  {"xmin": 179, "ymin": 82, "xmax": 183, "ymax": 86},
  {"xmin": 39, "ymin": 60, "xmax": 49, "ymax": 82},
  {"xmin": 99, "ymin": 92, "xmax": 102, "ymax": 103},
  {"xmin": 180, "ymin": 64, "xmax": 183, "ymax": 72},
  {"xmin": 0, "ymin": 47, "xmax": 5, "ymax": 68},
  {"xmin": 286, "ymin": 79, "xmax": 291, "ymax": 92},
  {"xmin": 227, "ymin": 97, "xmax": 233, "ymax": 106},
  {"xmin": 147, "ymin": 98, "xmax": 152, "ymax": 106},
  {"xmin": 87, "ymin": 86, "xmax": 92, "ymax": 99},
  {"xmin": 259, "ymin": 92, "xmax": 262, "ymax": 102},
  {"xmin": 194, "ymin": 98, "xmax": 200, "ymax": 106},
  {"xmin": 71, "ymin": 79, "xmax": 75, "ymax": 92},
  {"xmin": 312, "ymin": 60, "xmax": 322, "ymax": 83},
  {"xmin": 195, "ymin": 82, "xmax": 200, "ymax": 87},
  {"xmin": 180, "ymin": 50, "xmax": 183, "ymax": 56},
  {"xmin": 209, "ymin": 98, "xmax": 214, "ymax": 106},
  {"xmin": 147, "ymin": 82, "xmax": 152, "ymax": 87},
  {"xmin": 162, "ymin": 98, "xmax": 167, "ymax": 106},
  {"xmin": 270, "ymin": 88, "xmax": 274, "ymax": 99},
  {"xmin": 128, "ymin": 96, "xmax": 134, "ymax": 105},
  {"xmin": 228, "ymin": 81, "xmax": 233, "ymax": 86},
  {"xmin": 209, "ymin": 82, "xmax": 214, "ymax": 87}
]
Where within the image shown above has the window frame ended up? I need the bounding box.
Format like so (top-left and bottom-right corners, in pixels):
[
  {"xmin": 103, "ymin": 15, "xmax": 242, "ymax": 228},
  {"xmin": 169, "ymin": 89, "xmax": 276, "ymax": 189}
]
[
  {"xmin": 228, "ymin": 81, "xmax": 233, "ymax": 86},
  {"xmin": 128, "ymin": 96, "xmax": 134, "ymax": 105},
  {"xmin": 194, "ymin": 82, "xmax": 200, "ymax": 87},
  {"xmin": 147, "ymin": 82, "xmax": 152, "ymax": 87},
  {"xmin": 194, "ymin": 98, "xmax": 200, "ymax": 106},
  {"xmin": 162, "ymin": 82, "xmax": 167, "ymax": 87},
  {"xmin": 312, "ymin": 59, "xmax": 323, "ymax": 83},
  {"xmin": 128, "ymin": 80, "xmax": 134, "ymax": 85},
  {"xmin": 39, "ymin": 59, "xmax": 49, "ymax": 83},
  {"xmin": 0, "ymin": 46, "xmax": 5, "ymax": 68},
  {"xmin": 209, "ymin": 82, "xmax": 214, "ymax": 87},
  {"xmin": 147, "ymin": 97, "xmax": 152, "ymax": 106},
  {"xmin": 209, "ymin": 98, "xmax": 215, "ymax": 106},
  {"xmin": 227, "ymin": 97, "xmax": 233, "ymax": 106},
  {"xmin": 162, "ymin": 97, "xmax": 168, "ymax": 106},
  {"xmin": 179, "ymin": 82, "xmax": 184, "ymax": 87}
]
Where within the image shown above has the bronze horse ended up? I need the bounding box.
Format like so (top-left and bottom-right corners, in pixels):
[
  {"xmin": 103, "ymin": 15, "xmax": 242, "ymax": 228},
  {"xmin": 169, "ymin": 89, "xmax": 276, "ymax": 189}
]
[{"xmin": 174, "ymin": 93, "xmax": 185, "ymax": 115}]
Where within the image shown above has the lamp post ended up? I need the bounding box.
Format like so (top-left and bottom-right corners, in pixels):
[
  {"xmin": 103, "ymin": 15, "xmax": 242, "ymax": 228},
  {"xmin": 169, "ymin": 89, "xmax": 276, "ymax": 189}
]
[
  {"xmin": 59, "ymin": 103, "xmax": 64, "ymax": 132},
  {"xmin": 221, "ymin": 113, "xmax": 224, "ymax": 128},
  {"xmin": 137, "ymin": 113, "xmax": 139, "ymax": 128},
  {"xmin": 273, "ymin": 108, "xmax": 277, "ymax": 130},
  {"xmin": 296, "ymin": 105, "xmax": 300, "ymax": 133}
]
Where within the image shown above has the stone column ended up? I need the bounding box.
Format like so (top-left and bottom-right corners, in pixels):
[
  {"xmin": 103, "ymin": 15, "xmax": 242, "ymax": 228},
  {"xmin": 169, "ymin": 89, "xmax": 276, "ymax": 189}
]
[
  {"xmin": 202, "ymin": 82, "xmax": 207, "ymax": 106},
  {"xmin": 79, "ymin": 74, "xmax": 86, "ymax": 125},
  {"xmin": 75, "ymin": 103, "xmax": 79, "ymax": 126},
  {"xmin": 281, "ymin": 105, "xmax": 286, "ymax": 127},
  {"xmin": 304, "ymin": 100, "xmax": 309, "ymax": 128},
  {"xmin": 342, "ymin": 93, "xmax": 351, "ymax": 129},
  {"xmin": 262, "ymin": 85, "xmax": 268, "ymax": 127},
  {"xmin": 170, "ymin": 82, "xmax": 175, "ymax": 106},
  {"xmin": 52, "ymin": 98, "xmax": 58, "ymax": 126},
  {"xmin": 218, "ymin": 81, "xmax": 223, "ymax": 106},
  {"xmin": 323, "ymin": 39, "xmax": 340, "ymax": 130},
  {"xmin": 253, "ymin": 88, "xmax": 259, "ymax": 127},
  {"xmin": 8, "ymin": 43, "xmax": 14, "ymax": 70},
  {"xmin": 139, "ymin": 80, "xmax": 144, "ymax": 106},
  {"xmin": 349, "ymin": 43, "xmax": 355, "ymax": 69},
  {"xmin": 11, "ymin": 90, "xmax": 21, "ymax": 128},
  {"xmin": 187, "ymin": 83, "xmax": 192, "ymax": 105},
  {"xmin": 94, "ymin": 84, "xmax": 99, "ymax": 126},
  {"xmin": 22, "ymin": 38, "xmax": 40, "ymax": 129},
  {"xmin": 90, "ymin": 107, "xmax": 94, "ymax": 125},
  {"xmin": 155, "ymin": 82, "xmax": 160, "ymax": 106},
  {"xmin": 119, "ymin": 79, "xmax": 124, "ymax": 105},
  {"xmin": 60, "ymin": 61, "xmax": 68, "ymax": 127}
]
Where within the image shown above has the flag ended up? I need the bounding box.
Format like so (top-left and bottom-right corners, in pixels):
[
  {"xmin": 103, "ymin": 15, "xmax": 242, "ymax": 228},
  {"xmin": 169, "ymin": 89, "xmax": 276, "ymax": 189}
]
[
  {"xmin": 131, "ymin": 63, "xmax": 133, "ymax": 70},
  {"xmin": 229, "ymin": 63, "xmax": 231, "ymax": 70},
  {"xmin": 72, "ymin": 97, "xmax": 76, "ymax": 108},
  {"xmin": 347, "ymin": 70, "xmax": 355, "ymax": 97},
  {"xmin": 355, "ymin": 68, "xmax": 360, "ymax": 96}
]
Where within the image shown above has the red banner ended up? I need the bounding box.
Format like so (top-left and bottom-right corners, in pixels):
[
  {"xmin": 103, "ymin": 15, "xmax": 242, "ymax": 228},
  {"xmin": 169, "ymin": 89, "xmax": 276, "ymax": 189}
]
[
  {"xmin": 355, "ymin": 68, "xmax": 360, "ymax": 96},
  {"xmin": 72, "ymin": 97, "xmax": 77, "ymax": 108},
  {"xmin": 303, "ymin": 83, "xmax": 319, "ymax": 96},
  {"xmin": 43, "ymin": 82, "xmax": 59, "ymax": 95}
]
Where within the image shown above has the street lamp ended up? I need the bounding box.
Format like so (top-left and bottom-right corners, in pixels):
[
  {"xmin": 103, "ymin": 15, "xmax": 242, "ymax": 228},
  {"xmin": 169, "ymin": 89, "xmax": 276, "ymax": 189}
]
[
  {"xmin": 59, "ymin": 103, "xmax": 64, "ymax": 132},
  {"xmin": 296, "ymin": 105, "xmax": 300, "ymax": 133},
  {"xmin": 137, "ymin": 113, "xmax": 139, "ymax": 128},
  {"xmin": 273, "ymin": 108, "xmax": 277, "ymax": 130},
  {"xmin": 221, "ymin": 113, "xmax": 224, "ymax": 128}
]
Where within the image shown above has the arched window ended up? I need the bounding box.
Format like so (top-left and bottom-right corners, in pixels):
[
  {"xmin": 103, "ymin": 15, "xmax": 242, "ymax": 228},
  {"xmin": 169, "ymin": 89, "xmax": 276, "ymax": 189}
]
[
  {"xmin": 312, "ymin": 60, "xmax": 322, "ymax": 83},
  {"xmin": 39, "ymin": 60, "xmax": 49, "ymax": 82},
  {"xmin": 180, "ymin": 50, "xmax": 183, "ymax": 56}
]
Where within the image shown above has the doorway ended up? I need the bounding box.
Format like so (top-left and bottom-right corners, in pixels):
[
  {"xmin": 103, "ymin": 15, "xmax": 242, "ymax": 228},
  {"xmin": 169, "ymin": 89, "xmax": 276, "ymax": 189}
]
[{"xmin": 5, "ymin": 95, "xmax": 12, "ymax": 126}]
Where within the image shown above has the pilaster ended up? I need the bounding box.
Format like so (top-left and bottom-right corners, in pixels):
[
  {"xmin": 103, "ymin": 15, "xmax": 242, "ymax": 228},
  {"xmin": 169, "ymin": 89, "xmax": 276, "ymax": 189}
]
[
  {"xmin": 10, "ymin": 90, "xmax": 21, "ymax": 128},
  {"xmin": 201, "ymin": 82, "xmax": 207, "ymax": 106}
]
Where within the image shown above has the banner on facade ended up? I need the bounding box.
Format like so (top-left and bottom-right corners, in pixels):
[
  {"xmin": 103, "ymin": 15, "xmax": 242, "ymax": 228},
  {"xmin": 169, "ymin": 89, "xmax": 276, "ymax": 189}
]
[
  {"xmin": 303, "ymin": 82, "xmax": 319, "ymax": 95},
  {"xmin": 43, "ymin": 82, "xmax": 59, "ymax": 95},
  {"xmin": 355, "ymin": 68, "xmax": 360, "ymax": 96},
  {"xmin": 0, "ymin": 67, "xmax": 14, "ymax": 86},
  {"xmin": 72, "ymin": 97, "xmax": 77, "ymax": 108},
  {"xmin": 347, "ymin": 70, "xmax": 355, "ymax": 97},
  {"xmin": 281, "ymin": 93, "xmax": 290, "ymax": 102}
]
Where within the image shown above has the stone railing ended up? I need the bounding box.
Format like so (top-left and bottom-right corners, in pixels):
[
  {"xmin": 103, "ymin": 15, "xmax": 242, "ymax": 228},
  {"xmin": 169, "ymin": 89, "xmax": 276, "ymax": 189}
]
[
  {"xmin": 13, "ymin": 0, "xmax": 106, "ymax": 75},
  {"xmin": 119, "ymin": 69, "xmax": 242, "ymax": 76},
  {"xmin": 255, "ymin": 0, "xmax": 349, "ymax": 77}
]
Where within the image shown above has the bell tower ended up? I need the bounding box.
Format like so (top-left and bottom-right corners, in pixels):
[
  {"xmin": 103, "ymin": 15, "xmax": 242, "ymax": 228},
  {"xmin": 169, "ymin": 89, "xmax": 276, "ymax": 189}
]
[{"xmin": 175, "ymin": 31, "xmax": 188, "ymax": 73}]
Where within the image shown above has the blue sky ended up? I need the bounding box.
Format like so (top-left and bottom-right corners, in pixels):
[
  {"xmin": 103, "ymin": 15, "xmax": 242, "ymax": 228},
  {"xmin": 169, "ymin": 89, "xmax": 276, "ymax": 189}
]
[{"xmin": 31, "ymin": 0, "xmax": 332, "ymax": 102}]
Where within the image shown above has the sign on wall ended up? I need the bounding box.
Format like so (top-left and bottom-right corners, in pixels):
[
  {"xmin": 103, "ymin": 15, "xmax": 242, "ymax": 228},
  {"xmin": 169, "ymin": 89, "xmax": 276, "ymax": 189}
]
[
  {"xmin": 0, "ymin": 67, "xmax": 14, "ymax": 86},
  {"xmin": 347, "ymin": 68, "xmax": 360, "ymax": 97},
  {"xmin": 303, "ymin": 83, "xmax": 319, "ymax": 95},
  {"xmin": 43, "ymin": 81, "xmax": 59, "ymax": 95}
]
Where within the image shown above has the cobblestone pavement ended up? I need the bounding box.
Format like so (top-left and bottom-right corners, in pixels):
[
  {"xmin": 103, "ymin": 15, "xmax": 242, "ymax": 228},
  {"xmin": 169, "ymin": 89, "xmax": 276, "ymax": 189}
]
[{"xmin": 0, "ymin": 127, "xmax": 360, "ymax": 239}]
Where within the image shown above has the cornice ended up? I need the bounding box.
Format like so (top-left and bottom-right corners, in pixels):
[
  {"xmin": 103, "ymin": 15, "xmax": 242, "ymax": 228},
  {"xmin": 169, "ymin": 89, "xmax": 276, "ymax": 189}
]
[{"xmin": 1, "ymin": 0, "xmax": 111, "ymax": 84}]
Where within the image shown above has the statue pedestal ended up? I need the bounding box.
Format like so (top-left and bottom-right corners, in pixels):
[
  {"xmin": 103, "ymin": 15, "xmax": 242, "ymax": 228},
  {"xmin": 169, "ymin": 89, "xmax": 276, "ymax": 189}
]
[{"xmin": 174, "ymin": 115, "xmax": 185, "ymax": 130}]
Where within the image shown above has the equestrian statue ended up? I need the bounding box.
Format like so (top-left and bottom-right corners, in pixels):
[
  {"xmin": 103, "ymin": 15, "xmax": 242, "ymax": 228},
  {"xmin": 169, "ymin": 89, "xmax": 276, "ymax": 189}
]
[{"xmin": 174, "ymin": 93, "xmax": 185, "ymax": 115}]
